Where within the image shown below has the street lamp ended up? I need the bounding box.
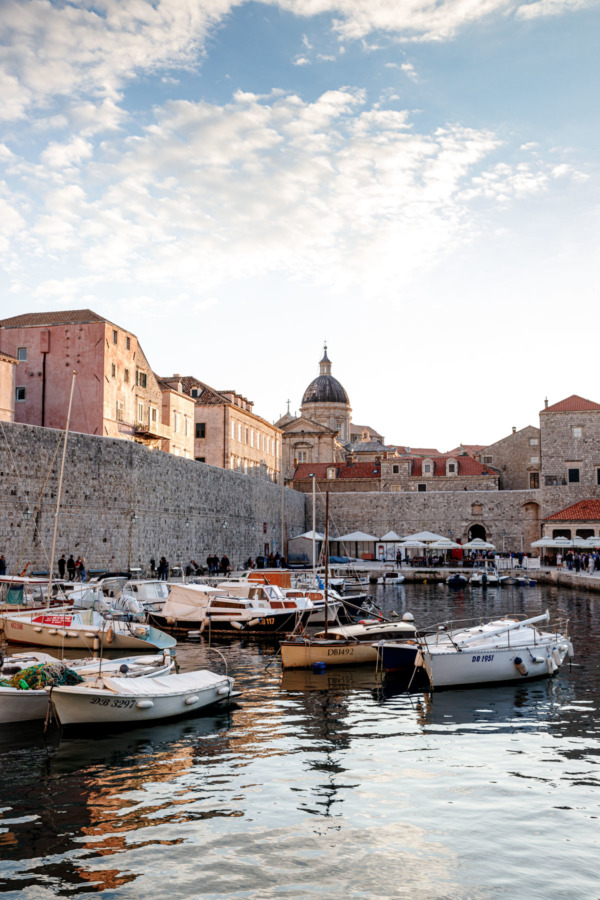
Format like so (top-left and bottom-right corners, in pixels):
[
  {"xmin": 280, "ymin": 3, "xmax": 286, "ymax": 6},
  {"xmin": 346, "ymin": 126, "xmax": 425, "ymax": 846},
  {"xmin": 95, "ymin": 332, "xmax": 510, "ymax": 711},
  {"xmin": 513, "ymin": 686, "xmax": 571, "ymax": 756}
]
[{"xmin": 502, "ymin": 529, "xmax": 506, "ymax": 553}]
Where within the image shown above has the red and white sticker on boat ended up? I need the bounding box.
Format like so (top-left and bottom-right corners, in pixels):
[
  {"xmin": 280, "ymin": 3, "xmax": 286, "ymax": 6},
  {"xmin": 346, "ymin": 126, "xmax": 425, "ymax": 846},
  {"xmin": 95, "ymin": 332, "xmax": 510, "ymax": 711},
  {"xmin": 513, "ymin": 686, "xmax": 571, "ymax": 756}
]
[{"xmin": 32, "ymin": 615, "xmax": 73, "ymax": 625}]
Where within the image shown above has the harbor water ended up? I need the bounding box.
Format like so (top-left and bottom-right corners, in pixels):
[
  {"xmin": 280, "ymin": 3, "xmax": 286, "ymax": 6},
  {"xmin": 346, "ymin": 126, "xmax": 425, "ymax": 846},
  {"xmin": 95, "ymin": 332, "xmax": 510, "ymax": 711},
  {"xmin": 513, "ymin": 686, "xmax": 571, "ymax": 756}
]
[{"xmin": 0, "ymin": 581, "xmax": 598, "ymax": 899}]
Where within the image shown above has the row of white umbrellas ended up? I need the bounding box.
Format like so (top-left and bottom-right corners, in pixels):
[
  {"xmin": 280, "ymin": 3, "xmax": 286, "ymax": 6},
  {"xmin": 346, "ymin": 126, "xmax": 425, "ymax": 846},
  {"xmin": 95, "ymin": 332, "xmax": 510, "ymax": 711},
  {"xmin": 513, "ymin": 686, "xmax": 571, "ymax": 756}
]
[
  {"xmin": 296, "ymin": 530, "xmax": 495, "ymax": 551},
  {"xmin": 531, "ymin": 536, "xmax": 600, "ymax": 550}
]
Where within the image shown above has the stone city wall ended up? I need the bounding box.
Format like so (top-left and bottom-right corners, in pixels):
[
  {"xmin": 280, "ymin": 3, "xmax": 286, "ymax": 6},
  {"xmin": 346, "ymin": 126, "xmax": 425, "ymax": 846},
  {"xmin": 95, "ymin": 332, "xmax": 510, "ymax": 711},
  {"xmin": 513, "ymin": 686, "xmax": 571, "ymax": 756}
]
[
  {"xmin": 309, "ymin": 489, "xmax": 542, "ymax": 553},
  {"xmin": 0, "ymin": 422, "xmax": 305, "ymax": 574}
]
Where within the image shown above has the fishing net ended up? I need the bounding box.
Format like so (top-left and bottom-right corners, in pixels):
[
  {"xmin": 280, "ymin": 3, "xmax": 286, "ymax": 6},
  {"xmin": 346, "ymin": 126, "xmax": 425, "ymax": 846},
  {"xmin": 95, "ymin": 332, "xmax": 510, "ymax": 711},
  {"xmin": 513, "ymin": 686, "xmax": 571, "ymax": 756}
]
[{"xmin": 1, "ymin": 663, "xmax": 85, "ymax": 690}]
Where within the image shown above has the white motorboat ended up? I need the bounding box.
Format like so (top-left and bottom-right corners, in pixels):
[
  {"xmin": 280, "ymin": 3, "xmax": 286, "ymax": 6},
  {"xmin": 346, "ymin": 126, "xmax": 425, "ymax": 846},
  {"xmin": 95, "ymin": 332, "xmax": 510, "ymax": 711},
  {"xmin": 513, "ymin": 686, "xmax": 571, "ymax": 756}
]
[
  {"xmin": 469, "ymin": 563, "xmax": 507, "ymax": 586},
  {"xmin": 49, "ymin": 668, "xmax": 236, "ymax": 726},
  {"xmin": 150, "ymin": 583, "xmax": 315, "ymax": 635},
  {"xmin": 405, "ymin": 611, "xmax": 573, "ymax": 690},
  {"xmin": 280, "ymin": 614, "xmax": 417, "ymax": 669},
  {"xmin": 0, "ymin": 649, "xmax": 175, "ymax": 723},
  {"xmin": 446, "ymin": 573, "xmax": 468, "ymax": 587},
  {"xmin": 0, "ymin": 604, "xmax": 176, "ymax": 651}
]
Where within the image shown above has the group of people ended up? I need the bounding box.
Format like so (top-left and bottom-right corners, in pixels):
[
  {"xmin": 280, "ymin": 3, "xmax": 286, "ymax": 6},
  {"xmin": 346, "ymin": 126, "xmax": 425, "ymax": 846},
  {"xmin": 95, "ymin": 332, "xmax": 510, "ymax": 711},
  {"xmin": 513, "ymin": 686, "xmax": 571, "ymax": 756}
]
[
  {"xmin": 58, "ymin": 554, "xmax": 87, "ymax": 581},
  {"xmin": 149, "ymin": 557, "xmax": 170, "ymax": 580},
  {"xmin": 206, "ymin": 553, "xmax": 231, "ymax": 576},
  {"xmin": 557, "ymin": 551, "xmax": 600, "ymax": 573}
]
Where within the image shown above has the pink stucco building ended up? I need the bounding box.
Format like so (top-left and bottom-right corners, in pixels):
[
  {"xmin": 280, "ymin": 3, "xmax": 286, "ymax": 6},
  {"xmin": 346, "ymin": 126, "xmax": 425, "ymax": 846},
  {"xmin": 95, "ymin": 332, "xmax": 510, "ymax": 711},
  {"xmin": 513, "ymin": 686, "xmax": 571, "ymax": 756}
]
[
  {"xmin": 0, "ymin": 350, "xmax": 17, "ymax": 422},
  {"xmin": 0, "ymin": 310, "xmax": 193, "ymax": 457}
]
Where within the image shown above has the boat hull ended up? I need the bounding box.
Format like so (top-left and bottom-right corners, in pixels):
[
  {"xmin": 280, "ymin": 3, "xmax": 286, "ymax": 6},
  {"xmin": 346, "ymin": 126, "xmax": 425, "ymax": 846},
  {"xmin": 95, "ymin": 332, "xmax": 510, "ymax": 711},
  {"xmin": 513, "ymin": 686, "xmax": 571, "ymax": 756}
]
[
  {"xmin": 0, "ymin": 688, "xmax": 49, "ymax": 723},
  {"xmin": 423, "ymin": 642, "xmax": 569, "ymax": 689},
  {"xmin": 280, "ymin": 638, "xmax": 378, "ymax": 669},
  {"xmin": 376, "ymin": 641, "xmax": 420, "ymax": 672},
  {"xmin": 1, "ymin": 613, "xmax": 176, "ymax": 651},
  {"xmin": 50, "ymin": 676, "xmax": 234, "ymax": 725},
  {"xmin": 150, "ymin": 609, "xmax": 307, "ymax": 636}
]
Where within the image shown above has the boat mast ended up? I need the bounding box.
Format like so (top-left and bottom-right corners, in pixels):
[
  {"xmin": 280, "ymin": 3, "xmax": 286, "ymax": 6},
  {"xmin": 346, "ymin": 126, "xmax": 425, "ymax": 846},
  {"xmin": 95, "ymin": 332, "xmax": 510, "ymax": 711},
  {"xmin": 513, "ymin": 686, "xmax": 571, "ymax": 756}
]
[
  {"xmin": 47, "ymin": 371, "xmax": 77, "ymax": 606},
  {"xmin": 324, "ymin": 490, "xmax": 329, "ymax": 637},
  {"xmin": 311, "ymin": 473, "xmax": 316, "ymax": 587}
]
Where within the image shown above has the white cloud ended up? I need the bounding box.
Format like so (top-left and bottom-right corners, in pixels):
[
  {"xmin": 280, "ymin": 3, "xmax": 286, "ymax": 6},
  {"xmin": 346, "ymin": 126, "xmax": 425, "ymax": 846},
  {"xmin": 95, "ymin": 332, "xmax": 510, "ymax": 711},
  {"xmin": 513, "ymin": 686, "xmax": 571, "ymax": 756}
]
[
  {"xmin": 516, "ymin": 0, "xmax": 598, "ymax": 19},
  {"xmin": 1, "ymin": 87, "xmax": 580, "ymax": 308}
]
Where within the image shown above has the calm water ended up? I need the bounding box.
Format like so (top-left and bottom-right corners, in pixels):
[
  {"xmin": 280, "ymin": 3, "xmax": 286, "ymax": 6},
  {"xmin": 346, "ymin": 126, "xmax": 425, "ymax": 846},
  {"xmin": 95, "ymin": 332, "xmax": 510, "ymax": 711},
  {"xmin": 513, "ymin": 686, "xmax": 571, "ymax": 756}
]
[{"xmin": 1, "ymin": 582, "xmax": 599, "ymax": 899}]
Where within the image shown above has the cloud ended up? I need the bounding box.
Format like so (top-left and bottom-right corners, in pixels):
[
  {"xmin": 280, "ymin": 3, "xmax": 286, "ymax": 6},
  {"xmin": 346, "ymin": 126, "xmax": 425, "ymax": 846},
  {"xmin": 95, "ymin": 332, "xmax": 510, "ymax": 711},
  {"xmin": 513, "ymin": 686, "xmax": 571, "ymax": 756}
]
[{"xmin": 1, "ymin": 86, "xmax": 582, "ymax": 307}]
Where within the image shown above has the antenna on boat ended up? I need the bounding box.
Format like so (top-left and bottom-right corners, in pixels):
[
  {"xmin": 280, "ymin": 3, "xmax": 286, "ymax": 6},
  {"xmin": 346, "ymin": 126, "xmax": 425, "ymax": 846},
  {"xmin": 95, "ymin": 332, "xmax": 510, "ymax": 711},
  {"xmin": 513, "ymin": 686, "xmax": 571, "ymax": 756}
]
[{"xmin": 47, "ymin": 371, "xmax": 77, "ymax": 609}]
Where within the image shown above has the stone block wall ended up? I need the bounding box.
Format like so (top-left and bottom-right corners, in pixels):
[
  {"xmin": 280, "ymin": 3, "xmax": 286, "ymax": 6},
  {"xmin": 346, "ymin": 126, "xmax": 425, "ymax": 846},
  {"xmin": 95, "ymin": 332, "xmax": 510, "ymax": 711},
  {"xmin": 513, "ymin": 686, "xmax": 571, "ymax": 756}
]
[
  {"xmin": 540, "ymin": 409, "xmax": 600, "ymax": 488},
  {"xmin": 314, "ymin": 489, "xmax": 542, "ymax": 553},
  {"xmin": 478, "ymin": 425, "xmax": 540, "ymax": 490},
  {"xmin": 0, "ymin": 422, "xmax": 305, "ymax": 574}
]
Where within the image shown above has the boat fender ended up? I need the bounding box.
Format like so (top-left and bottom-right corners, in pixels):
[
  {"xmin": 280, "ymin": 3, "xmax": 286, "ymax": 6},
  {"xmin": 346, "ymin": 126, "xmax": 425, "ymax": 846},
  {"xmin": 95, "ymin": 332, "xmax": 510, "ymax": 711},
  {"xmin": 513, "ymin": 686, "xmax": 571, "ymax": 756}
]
[
  {"xmin": 19, "ymin": 679, "xmax": 29, "ymax": 691},
  {"xmin": 199, "ymin": 619, "xmax": 207, "ymax": 633},
  {"xmin": 57, "ymin": 629, "xmax": 68, "ymax": 638},
  {"xmin": 48, "ymin": 629, "xmax": 58, "ymax": 636},
  {"xmin": 106, "ymin": 626, "xmax": 115, "ymax": 644},
  {"xmin": 167, "ymin": 617, "xmax": 177, "ymax": 626},
  {"xmin": 514, "ymin": 657, "xmax": 528, "ymax": 676},
  {"xmin": 185, "ymin": 695, "xmax": 199, "ymax": 705},
  {"xmin": 414, "ymin": 650, "xmax": 424, "ymax": 668},
  {"xmin": 136, "ymin": 699, "xmax": 154, "ymax": 709},
  {"xmin": 566, "ymin": 641, "xmax": 575, "ymax": 658},
  {"xmin": 552, "ymin": 648, "xmax": 561, "ymax": 667},
  {"xmin": 546, "ymin": 657, "xmax": 557, "ymax": 675},
  {"xmin": 247, "ymin": 618, "xmax": 261, "ymax": 627},
  {"xmin": 312, "ymin": 661, "xmax": 326, "ymax": 672},
  {"xmin": 530, "ymin": 655, "xmax": 544, "ymax": 664},
  {"xmin": 33, "ymin": 627, "xmax": 43, "ymax": 633},
  {"xmin": 119, "ymin": 664, "xmax": 130, "ymax": 674},
  {"xmin": 230, "ymin": 620, "xmax": 244, "ymax": 630},
  {"xmin": 217, "ymin": 685, "xmax": 230, "ymax": 695}
]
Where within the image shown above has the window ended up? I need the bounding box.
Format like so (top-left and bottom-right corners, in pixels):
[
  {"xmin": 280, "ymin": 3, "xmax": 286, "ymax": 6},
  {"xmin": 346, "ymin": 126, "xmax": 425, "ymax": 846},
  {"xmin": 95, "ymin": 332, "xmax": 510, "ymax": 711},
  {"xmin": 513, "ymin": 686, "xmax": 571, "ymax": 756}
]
[
  {"xmin": 16, "ymin": 386, "xmax": 26, "ymax": 401},
  {"xmin": 196, "ymin": 422, "xmax": 206, "ymax": 439},
  {"xmin": 17, "ymin": 347, "xmax": 27, "ymax": 361},
  {"xmin": 597, "ymin": 469, "xmax": 600, "ymax": 486},
  {"xmin": 112, "ymin": 330, "xmax": 118, "ymax": 344},
  {"xmin": 297, "ymin": 450, "xmax": 308, "ymax": 463},
  {"xmin": 245, "ymin": 428, "xmax": 249, "ymax": 444},
  {"xmin": 124, "ymin": 368, "xmax": 129, "ymax": 384},
  {"xmin": 568, "ymin": 468, "xmax": 580, "ymax": 483},
  {"xmin": 136, "ymin": 370, "xmax": 147, "ymax": 388},
  {"xmin": 136, "ymin": 402, "xmax": 144, "ymax": 423},
  {"xmin": 530, "ymin": 472, "xmax": 540, "ymax": 489},
  {"xmin": 484, "ymin": 456, "xmax": 493, "ymax": 464},
  {"xmin": 392, "ymin": 464, "xmax": 399, "ymax": 474},
  {"xmin": 150, "ymin": 407, "xmax": 157, "ymax": 423},
  {"xmin": 173, "ymin": 412, "xmax": 178, "ymax": 433},
  {"xmin": 231, "ymin": 421, "xmax": 236, "ymax": 440},
  {"xmin": 530, "ymin": 456, "xmax": 539, "ymax": 464},
  {"xmin": 184, "ymin": 417, "xmax": 189, "ymax": 437},
  {"xmin": 116, "ymin": 401, "xmax": 124, "ymax": 422},
  {"xmin": 191, "ymin": 388, "xmax": 198, "ymax": 398},
  {"xmin": 529, "ymin": 438, "xmax": 538, "ymax": 446},
  {"xmin": 126, "ymin": 336, "xmax": 131, "ymax": 350},
  {"xmin": 417, "ymin": 483, "xmax": 426, "ymax": 492},
  {"xmin": 111, "ymin": 363, "xmax": 116, "ymax": 378},
  {"xmin": 196, "ymin": 457, "xmax": 206, "ymax": 463},
  {"xmin": 448, "ymin": 463, "xmax": 456, "ymax": 473},
  {"xmin": 424, "ymin": 464, "xmax": 432, "ymax": 474},
  {"xmin": 327, "ymin": 467, "xmax": 337, "ymax": 479},
  {"xmin": 238, "ymin": 423, "xmax": 242, "ymax": 441},
  {"xmin": 251, "ymin": 430, "xmax": 254, "ymax": 448},
  {"xmin": 572, "ymin": 426, "xmax": 583, "ymax": 439}
]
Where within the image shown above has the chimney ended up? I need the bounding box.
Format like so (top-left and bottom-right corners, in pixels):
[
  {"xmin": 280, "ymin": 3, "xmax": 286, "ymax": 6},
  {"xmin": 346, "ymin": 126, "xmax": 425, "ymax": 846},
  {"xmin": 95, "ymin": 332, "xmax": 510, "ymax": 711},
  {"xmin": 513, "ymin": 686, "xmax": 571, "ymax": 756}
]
[
  {"xmin": 544, "ymin": 397, "xmax": 548, "ymax": 409},
  {"xmin": 512, "ymin": 426, "xmax": 516, "ymax": 434}
]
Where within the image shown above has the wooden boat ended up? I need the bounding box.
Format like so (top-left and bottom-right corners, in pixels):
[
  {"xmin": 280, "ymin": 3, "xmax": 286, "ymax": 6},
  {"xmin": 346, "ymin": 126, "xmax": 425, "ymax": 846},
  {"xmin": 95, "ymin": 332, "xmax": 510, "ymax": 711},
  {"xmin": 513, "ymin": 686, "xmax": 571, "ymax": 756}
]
[
  {"xmin": 49, "ymin": 669, "xmax": 236, "ymax": 726},
  {"xmin": 0, "ymin": 649, "xmax": 175, "ymax": 723},
  {"xmin": 0, "ymin": 605, "xmax": 176, "ymax": 651},
  {"xmin": 280, "ymin": 615, "xmax": 417, "ymax": 669},
  {"xmin": 380, "ymin": 611, "xmax": 573, "ymax": 690},
  {"xmin": 149, "ymin": 583, "xmax": 313, "ymax": 635}
]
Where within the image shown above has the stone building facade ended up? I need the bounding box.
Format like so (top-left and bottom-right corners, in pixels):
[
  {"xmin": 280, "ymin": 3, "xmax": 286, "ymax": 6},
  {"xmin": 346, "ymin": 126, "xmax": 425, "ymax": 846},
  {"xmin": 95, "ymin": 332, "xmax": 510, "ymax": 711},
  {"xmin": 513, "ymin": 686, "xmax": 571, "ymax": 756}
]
[
  {"xmin": 157, "ymin": 378, "xmax": 195, "ymax": 459},
  {"xmin": 539, "ymin": 395, "xmax": 600, "ymax": 491},
  {"xmin": 542, "ymin": 498, "xmax": 600, "ymax": 540},
  {"xmin": 380, "ymin": 454, "xmax": 498, "ymax": 492},
  {"xmin": 173, "ymin": 377, "xmax": 281, "ymax": 482},
  {"xmin": 0, "ymin": 421, "xmax": 304, "ymax": 574},
  {"xmin": 0, "ymin": 351, "xmax": 17, "ymax": 422},
  {"xmin": 0, "ymin": 309, "xmax": 187, "ymax": 457},
  {"xmin": 477, "ymin": 425, "xmax": 541, "ymax": 490}
]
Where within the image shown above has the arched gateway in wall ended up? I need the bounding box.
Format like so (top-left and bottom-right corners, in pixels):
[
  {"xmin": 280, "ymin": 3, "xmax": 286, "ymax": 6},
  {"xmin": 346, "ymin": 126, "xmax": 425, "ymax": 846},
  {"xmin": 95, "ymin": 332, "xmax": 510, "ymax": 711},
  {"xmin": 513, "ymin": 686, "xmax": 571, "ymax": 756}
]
[{"xmin": 468, "ymin": 523, "xmax": 487, "ymax": 542}]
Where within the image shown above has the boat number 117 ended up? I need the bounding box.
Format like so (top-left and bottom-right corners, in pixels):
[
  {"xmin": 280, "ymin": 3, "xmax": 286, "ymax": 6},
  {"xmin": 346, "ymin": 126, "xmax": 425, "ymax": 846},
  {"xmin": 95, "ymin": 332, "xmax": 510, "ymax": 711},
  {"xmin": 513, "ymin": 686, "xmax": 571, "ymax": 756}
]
[{"xmin": 472, "ymin": 654, "xmax": 494, "ymax": 662}]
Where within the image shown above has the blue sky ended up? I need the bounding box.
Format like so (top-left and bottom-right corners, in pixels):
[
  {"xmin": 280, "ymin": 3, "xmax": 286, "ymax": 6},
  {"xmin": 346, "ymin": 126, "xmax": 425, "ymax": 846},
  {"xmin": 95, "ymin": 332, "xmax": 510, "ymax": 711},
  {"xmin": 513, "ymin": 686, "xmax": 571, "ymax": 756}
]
[{"xmin": 1, "ymin": 0, "xmax": 599, "ymax": 449}]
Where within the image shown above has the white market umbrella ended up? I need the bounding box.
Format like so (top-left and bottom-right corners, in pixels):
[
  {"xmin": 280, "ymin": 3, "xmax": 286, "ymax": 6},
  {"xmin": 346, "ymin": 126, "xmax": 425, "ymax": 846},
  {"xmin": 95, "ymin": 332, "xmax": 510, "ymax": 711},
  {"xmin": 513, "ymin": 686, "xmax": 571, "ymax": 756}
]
[
  {"xmin": 428, "ymin": 539, "xmax": 462, "ymax": 550},
  {"xmin": 401, "ymin": 531, "xmax": 447, "ymax": 543},
  {"xmin": 399, "ymin": 540, "xmax": 427, "ymax": 549},
  {"xmin": 530, "ymin": 538, "xmax": 557, "ymax": 548},
  {"xmin": 462, "ymin": 538, "xmax": 496, "ymax": 551},
  {"xmin": 582, "ymin": 536, "xmax": 600, "ymax": 548},
  {"xmin": 380, "ymin": 531, "xmax": 403, "ymax": 541},
  {"xmin": 294, "ymin": 531, "xmax": 325, "ymax": 541},
  {"xmin": 335, "ymin": 531, "xmax": 379, "ymax": 542}
]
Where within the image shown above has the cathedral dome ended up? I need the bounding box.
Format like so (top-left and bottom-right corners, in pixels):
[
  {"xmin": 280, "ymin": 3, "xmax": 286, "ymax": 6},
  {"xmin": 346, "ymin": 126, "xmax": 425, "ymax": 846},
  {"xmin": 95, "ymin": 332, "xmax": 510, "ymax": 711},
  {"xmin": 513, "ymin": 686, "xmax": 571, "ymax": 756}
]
[{"xmin": 301, "ymin": 346, "xmax": 349, "ymax": 406}]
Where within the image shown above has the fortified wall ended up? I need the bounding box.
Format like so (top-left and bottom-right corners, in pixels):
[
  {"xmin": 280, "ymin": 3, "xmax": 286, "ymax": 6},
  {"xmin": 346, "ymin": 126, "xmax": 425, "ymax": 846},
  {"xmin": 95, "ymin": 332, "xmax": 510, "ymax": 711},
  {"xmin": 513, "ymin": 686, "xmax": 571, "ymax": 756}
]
[
  {"xmin": 0, "ymin": 422, "xmax": 306, "ymax": 573},
  {"xmin": 311, "ymin": 490, "xmax": 542, "ymax": 552}
]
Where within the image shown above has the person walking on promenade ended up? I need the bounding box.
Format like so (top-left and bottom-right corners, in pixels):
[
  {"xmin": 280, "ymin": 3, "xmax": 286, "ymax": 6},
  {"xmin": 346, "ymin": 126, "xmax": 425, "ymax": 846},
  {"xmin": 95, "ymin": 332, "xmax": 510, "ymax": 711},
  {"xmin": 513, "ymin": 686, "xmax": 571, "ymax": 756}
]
[
  {"xmin": 220, "ymin": 554, "xmax": 231, "ymax": 576},
  {"xmin": 0, "ymin": 555, "xmax": 6, "ymax": 576},
  {"xmin": 75, "ymin": 556, "xmax": 87, "ymax": 582},
  {"xmin": 67, "ymin": 555, "xmax": 76, "ymax": 580},
  {"xmin": 150, "ymin": 557, "xmax": 156, "ymax": 577},
  {"xmin": 58, "ymin": 554, "xmax": 66, "ymax": 579},
  {"xmin": 158, "ymin": 557, "xmax": 168, "ymax": 580}
]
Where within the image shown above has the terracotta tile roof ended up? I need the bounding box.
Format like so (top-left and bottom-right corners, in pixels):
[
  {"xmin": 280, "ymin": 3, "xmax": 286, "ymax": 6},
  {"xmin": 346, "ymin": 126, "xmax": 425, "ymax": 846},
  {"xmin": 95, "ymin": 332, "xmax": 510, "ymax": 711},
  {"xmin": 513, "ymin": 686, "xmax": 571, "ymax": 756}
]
[
  {"xmin": 445, "ymin": 444, "xmax": 487, "ymax": 457},
  {"xmin": 0, "ymin": 350, "xmax": 17, "ymax": 363},
  {"xmin": 0, "ymin": 309, "xmax": 120, "ymax": 329},
  {"xmin": 542, "ymin": 395, "xmax": 600, "ymax": 413},
  {"xmin": 546, "ymin": 499, "xmax": 600, "ymax": 521},
  {"xmin": 391, "ymin": 446, "xmax": 441, "ymax": 457},
  {"xmin": 293, "ymin": 462, "xmax": 380, "ymax": 480},
  {"xmin": 411, "ymin": 455, "xmax": 494, "ymax": 477}
]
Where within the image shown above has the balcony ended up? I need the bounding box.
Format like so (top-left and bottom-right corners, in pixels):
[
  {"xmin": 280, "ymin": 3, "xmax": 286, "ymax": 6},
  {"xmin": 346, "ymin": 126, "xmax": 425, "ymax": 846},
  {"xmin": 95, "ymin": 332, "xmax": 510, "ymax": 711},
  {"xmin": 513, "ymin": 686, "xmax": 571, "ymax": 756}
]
[{"xmin": 134, "ymin": 421, "xmax": 170, "ymax": 440}]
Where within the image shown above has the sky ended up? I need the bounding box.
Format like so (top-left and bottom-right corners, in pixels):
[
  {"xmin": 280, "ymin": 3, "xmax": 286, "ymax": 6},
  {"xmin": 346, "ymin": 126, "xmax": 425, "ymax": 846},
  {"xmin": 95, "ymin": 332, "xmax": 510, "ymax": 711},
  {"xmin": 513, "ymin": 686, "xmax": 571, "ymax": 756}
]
[{"xmin": 1, "ymin": 0, "xmax": 599, "ymax": 451}]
